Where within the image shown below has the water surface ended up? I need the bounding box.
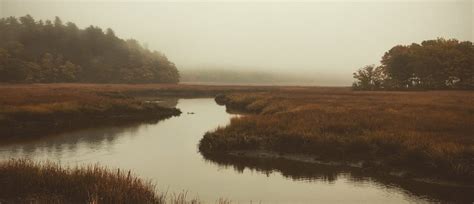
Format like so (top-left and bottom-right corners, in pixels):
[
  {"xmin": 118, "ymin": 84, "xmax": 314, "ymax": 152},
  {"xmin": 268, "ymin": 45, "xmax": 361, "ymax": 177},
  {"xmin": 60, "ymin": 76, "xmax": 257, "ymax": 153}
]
[{"xmin": 0, "ymin": 98, "xmax": 470, "ymax": 203}]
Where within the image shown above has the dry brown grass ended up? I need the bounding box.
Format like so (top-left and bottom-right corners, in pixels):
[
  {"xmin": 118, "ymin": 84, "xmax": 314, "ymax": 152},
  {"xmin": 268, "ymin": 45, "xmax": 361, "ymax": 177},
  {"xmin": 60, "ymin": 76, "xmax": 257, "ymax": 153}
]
[
  {"xmin": 0, "ymin": 159, "xmax": 162, "ymax": 203},
  {"xmin": 0, "ymin": 84, "xmax": 200, "ymax": 140},
  {"xmin": 0, "ymin": 83, "xmax": 276, "ymax": 121},
  {"xmin": 0, "ymin": 83, "xmax": 276, "ymax": 106},
  {"xmin": 200, "ymin": 89, "xmax": 474, "ymax": 182},
  {"xmin": 0, "ymin": 83, "xmax": 288, "ymax": 141},
  {"xmin": 0, "ymin": 159, "xmax": 232, "ymax": 204}
]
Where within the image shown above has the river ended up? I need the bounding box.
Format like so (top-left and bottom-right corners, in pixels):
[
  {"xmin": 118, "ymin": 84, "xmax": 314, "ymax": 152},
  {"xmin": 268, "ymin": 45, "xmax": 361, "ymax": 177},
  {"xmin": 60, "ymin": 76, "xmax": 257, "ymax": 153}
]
[{"xmin": 0, "ymin": 98, "xmax": 471, "ymax": 203}]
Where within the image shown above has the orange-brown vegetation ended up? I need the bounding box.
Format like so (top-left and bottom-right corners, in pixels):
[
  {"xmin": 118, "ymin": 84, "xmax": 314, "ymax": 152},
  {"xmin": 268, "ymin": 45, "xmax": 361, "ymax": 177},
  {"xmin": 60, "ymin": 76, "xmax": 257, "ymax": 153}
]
[
  {"xmin": 200, "ymin": 88, "xmax": 474, "ymax": 183},
  {"xmin": 0, "ymin": 83, "xmax": 274, "ymax": 141},
  {"xmin": 0, "ymin": 83, "xmax": 274, "ymax": 104},
  {"xmin": 0, "ymin": 159, "xmax": 231, "ymax": 204},
  {"xmin": 0, "ymin": 159, "xmax": 162, "ymax": 203},
  {"xmin": 0, "ymin": 84, "xmax": 183, "ymax": 140}
]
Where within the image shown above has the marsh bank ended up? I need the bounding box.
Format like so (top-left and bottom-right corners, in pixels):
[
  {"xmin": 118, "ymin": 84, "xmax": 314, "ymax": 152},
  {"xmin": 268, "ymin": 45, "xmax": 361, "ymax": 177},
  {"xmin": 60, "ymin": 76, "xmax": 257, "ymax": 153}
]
[{"xmin": 0, "ymin": 97, "xmax": 472, "ymax": 203}]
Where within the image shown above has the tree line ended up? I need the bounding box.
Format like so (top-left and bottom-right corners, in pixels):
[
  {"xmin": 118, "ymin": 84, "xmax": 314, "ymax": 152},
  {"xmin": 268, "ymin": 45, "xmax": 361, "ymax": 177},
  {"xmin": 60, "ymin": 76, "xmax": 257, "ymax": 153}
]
[
  {"xmin": 353, "ymin": 38, "xmax": 473, "ymax": 90},
  {"xmin": 0, "ymin": 15, "xmax": 179, "ymax": 83}
]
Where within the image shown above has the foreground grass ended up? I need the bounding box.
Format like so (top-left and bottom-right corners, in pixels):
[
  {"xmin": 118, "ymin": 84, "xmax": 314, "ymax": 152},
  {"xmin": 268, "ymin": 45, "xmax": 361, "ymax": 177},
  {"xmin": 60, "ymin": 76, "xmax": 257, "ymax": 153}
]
[
  {"xmin": 0, "ymin": 159, "xmax": 161, "ymax": 203},
  {"xmin": 200, "ymin": 89, "xmax": 474, "ymax": 183},
  {"xmin": 0, "ymin": 159, "xmax": 230, "ymax": 204}
]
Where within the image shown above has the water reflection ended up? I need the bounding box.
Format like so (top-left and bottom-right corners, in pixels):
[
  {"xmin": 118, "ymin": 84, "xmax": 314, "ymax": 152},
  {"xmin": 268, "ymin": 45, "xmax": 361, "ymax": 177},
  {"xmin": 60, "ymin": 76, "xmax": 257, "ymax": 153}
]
[
  {"xmin": 3, "ymin": 97, "xmax": 179, "ymax": 145},
  {"xmin": 1, "ymin": 122, "xmax": 146, "ymax": 160},
  {"xmin": 0, "ymin": 98, "xmax": 472, "ymax": 203},
  {"xmin": 201, "ymin": 152, "xmax": 474, "ymax": 203}
]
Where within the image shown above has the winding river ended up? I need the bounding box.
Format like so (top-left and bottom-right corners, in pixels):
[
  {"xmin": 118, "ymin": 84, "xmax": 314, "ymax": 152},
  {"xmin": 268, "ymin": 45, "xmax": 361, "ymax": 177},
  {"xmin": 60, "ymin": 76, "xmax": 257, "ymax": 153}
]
[{"xmin": 0, "ymin": 98, "xmax": 471, "ymax": 203}]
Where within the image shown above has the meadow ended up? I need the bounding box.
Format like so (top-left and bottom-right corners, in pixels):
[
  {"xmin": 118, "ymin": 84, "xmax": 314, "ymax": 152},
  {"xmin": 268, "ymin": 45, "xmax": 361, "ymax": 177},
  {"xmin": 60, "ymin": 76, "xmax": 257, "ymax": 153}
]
[
  {"xmin": 0, "ymin": 83, "xmax": 272, "ymax": 142},
  {"xmin": 0, "ymin": 84, "xmax": 187, "ymax": 142},
  {"xmin": 200, "ymin": 88, "xmax": 474, "ymax": 183}
]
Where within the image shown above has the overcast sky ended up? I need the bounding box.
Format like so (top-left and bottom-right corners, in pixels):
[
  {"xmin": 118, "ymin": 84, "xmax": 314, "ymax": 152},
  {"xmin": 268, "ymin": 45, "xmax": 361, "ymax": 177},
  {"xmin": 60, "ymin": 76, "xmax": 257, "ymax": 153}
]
[{"xmin": 1, "ymin": 0, "xmax": 472, "ymax": 85}]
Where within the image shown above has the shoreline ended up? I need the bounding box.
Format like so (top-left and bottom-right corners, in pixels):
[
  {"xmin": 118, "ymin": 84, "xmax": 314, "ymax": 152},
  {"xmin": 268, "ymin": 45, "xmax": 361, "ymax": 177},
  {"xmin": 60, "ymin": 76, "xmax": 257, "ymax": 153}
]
[{"xmin": 0, "ymin": 106, "xmax": 181, "ymax": 144}]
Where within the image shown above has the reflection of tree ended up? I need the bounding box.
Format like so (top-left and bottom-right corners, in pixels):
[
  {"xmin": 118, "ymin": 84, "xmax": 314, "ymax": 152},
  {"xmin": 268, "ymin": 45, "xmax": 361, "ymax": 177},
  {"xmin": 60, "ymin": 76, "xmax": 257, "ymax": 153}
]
[{"xmin": 201, "ymin": 152, "xmax": 474, "ymax": 203}]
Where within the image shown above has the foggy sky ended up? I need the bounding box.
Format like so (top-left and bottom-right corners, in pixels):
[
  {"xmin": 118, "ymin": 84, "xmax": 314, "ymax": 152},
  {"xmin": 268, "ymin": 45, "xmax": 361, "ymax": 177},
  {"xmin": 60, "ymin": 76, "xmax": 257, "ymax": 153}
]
[{"xmin": 1, "ymin": 0, "xmax": 472, "ymax": 85}]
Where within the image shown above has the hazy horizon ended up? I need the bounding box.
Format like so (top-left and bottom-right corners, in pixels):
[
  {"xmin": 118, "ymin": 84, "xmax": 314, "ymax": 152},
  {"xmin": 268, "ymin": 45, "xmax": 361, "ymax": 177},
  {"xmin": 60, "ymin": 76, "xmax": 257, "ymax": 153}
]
[{"xmin": 1, "ymin": 0, "xmax": 472, "ymax": 85}]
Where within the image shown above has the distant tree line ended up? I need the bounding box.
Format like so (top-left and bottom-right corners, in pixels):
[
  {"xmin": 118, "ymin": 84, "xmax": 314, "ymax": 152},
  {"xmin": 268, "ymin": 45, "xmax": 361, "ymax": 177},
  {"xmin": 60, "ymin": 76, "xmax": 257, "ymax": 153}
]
[
  {"xmin": 180, "ymin": 68, "xmax": 321, "ymax": 85},
  {"xmin": 0, "ymin": 15, "xmax": 179, "ymax": 83},
  {"xmin": 353, "ymin": 38, "xmax": 473, "ymax": 90}
]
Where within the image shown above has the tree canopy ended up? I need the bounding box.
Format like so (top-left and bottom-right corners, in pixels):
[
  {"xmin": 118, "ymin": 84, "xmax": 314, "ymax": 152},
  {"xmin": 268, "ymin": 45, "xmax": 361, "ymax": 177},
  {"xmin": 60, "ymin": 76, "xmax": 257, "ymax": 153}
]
[
  {"xmin": 353, "ymin": 38, "xmax": 473, "ymax": 90},
  {"xmin": 0, "ymin": 15, "xmax": 179, "ymax": 83}
]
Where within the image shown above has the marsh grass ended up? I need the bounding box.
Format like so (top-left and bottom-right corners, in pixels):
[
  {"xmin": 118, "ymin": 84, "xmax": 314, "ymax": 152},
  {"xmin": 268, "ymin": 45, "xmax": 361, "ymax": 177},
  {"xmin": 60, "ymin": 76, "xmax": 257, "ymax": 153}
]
[
  {"xmin": 0, "ymin": 84, "xmax": 186, "ymax": 141},
  {"xmin": 0, "ymin": 159, "xmax": 231, "ymax": 204},
  {"xmin": 201, "ymin": 89, "xmax": 474, "ymax": 182},
  {"xmin": 0, "ymin": 159, "xmax": 162, "ymax": 203}
]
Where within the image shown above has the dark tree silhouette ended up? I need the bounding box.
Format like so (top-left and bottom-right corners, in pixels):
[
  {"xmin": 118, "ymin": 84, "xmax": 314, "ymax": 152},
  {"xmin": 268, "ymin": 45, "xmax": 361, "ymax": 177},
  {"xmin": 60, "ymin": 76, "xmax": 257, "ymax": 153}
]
[
  {"xmin": 0, "ymin": 15, "xmax": 179, "ymax": 83},
  {"xmin": 354, "ymin": 38, "xmax": 473, "ymax": 90},
  {"xmin": 352, "ymin": 65, "xmax": 385, "ymax": 90}
]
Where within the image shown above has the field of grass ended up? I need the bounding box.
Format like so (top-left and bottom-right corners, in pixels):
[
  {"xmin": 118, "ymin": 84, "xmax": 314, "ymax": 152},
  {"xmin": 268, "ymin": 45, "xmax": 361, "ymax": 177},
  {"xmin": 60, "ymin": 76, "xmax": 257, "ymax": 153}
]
[
  {"xmin": 0, "ymin": 159, "xmax": 231, "ymax": 204},
  {"xmin": 0, "ymin": 83, "xmax": 281, "ymax": 142},
  {"xmin": 200, "ymin": 88, "xmax": 474, "ymax": 183}
]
